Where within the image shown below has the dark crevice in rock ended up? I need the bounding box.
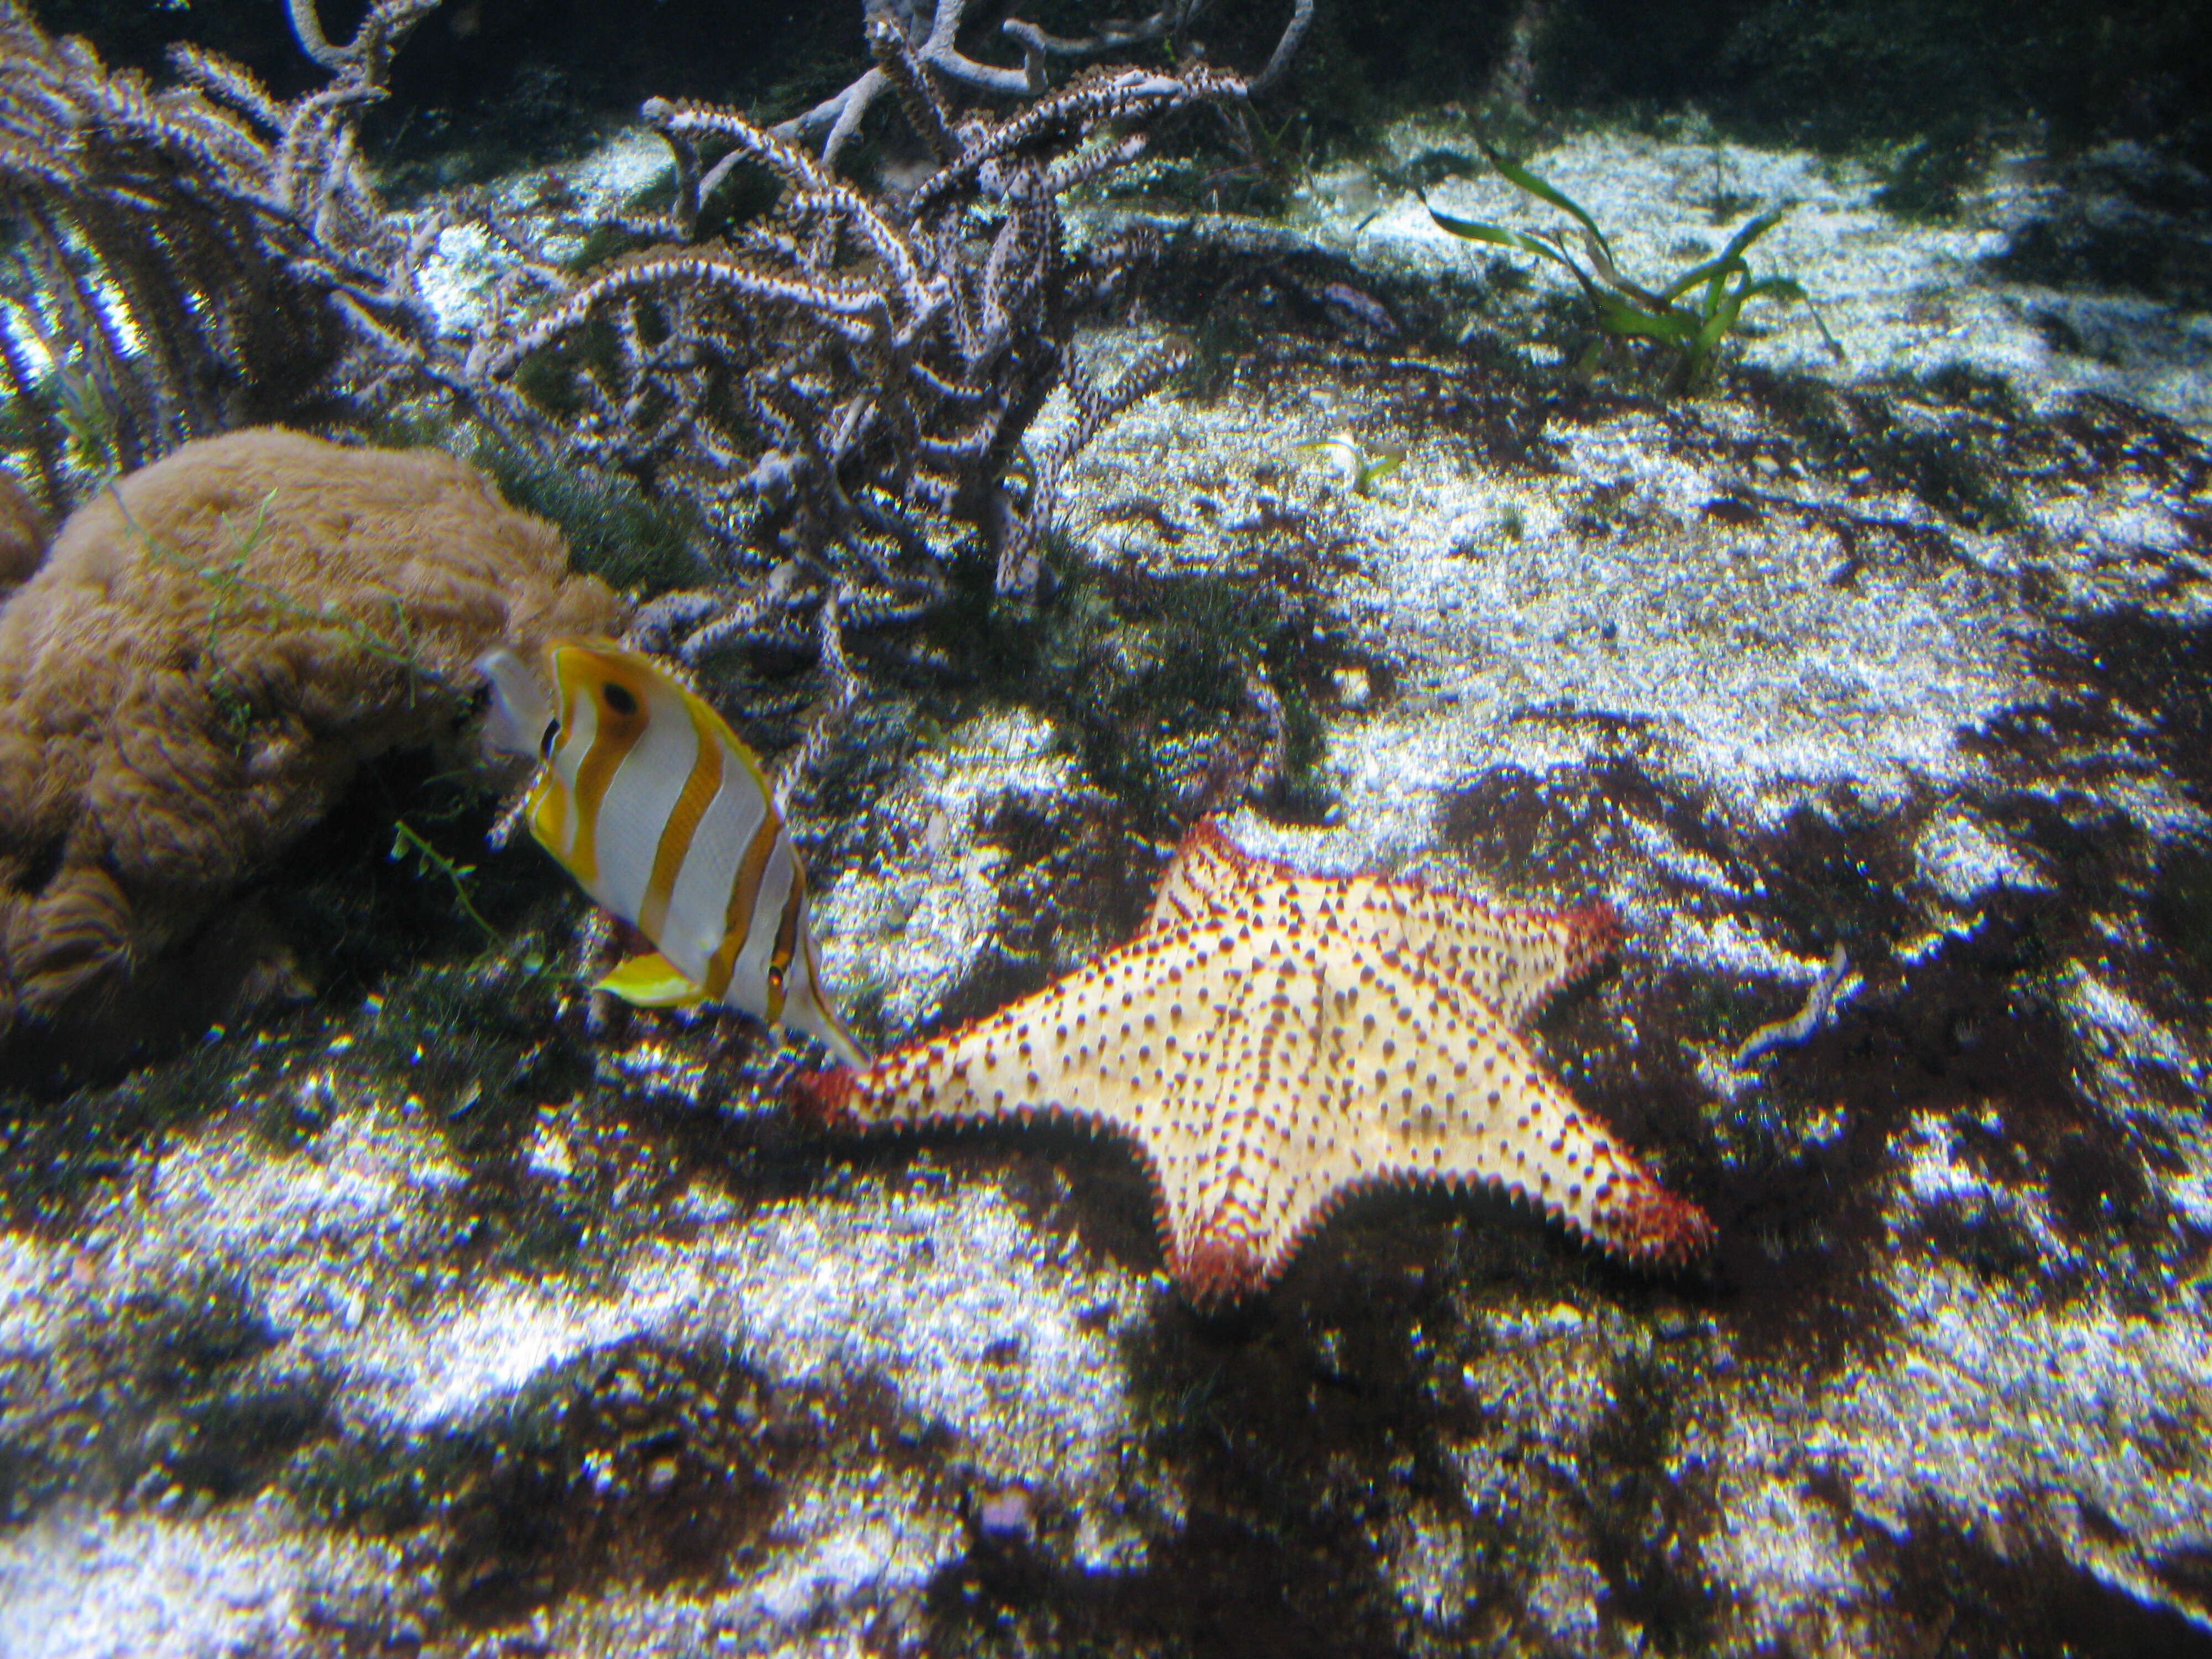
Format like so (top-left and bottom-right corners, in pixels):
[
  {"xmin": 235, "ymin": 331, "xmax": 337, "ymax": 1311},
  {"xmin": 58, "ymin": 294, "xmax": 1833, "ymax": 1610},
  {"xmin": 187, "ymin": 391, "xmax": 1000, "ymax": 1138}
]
[{"xmin": 1437, "ymin": 667, "xmax": 2205, "ymax": 1376}]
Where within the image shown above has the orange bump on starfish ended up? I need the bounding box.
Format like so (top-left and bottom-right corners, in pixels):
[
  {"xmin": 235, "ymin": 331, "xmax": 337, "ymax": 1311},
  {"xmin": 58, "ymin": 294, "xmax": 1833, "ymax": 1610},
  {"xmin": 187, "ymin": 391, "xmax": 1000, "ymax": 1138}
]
[{"xmin": 793, "ymin": 818, "xmax": 1714, "ymax": 1305}]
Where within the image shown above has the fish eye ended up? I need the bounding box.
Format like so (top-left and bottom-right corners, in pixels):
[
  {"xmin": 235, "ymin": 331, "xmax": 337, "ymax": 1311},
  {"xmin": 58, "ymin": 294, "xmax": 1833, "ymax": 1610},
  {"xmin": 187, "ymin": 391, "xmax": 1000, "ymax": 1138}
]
[
  {"xmin": 539, "ymin": 718, "xmax": 560, "ymax": 759},
  {"xmin": 602, "ymin": 682, "xmax": 638, "ymax": 717}
]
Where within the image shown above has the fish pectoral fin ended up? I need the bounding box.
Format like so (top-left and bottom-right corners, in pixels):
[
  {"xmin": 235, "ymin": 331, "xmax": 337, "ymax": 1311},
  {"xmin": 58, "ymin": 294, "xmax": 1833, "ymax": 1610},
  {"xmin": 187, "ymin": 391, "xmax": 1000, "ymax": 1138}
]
[{"xmin": 594, "ymin": 952, "xmax": 708, "ymax": 1008}]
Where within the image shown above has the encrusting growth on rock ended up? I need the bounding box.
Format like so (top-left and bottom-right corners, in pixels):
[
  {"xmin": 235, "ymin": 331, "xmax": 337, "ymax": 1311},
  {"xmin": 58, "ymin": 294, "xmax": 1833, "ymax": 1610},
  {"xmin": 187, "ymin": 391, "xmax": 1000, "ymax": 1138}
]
[
  {"xmin": 0, "ymin": 427, "xmax": 620, "ymax": 1057},
  {"xmin": 0, "ymin": 470, "xmax": 48, "ymax": 589},
  {"xmin": 796, "ymin": 820, "xmax": 1714, "ymax": 1305}
]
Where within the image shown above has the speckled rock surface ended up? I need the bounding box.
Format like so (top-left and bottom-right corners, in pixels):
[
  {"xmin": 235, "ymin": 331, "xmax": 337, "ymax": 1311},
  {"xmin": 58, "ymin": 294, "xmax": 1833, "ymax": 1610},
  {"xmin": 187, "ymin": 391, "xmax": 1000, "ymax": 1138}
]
[{"xmin": 4, "ymin": 122, "xmax": 2212, "ymax": 1656}]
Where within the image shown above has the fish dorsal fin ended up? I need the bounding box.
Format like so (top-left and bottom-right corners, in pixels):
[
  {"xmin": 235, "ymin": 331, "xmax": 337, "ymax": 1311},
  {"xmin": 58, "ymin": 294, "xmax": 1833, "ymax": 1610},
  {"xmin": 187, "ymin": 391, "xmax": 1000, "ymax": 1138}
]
[{"xmin": 595, "ymin": 952, "xmax": 708, "ymax": 1008}]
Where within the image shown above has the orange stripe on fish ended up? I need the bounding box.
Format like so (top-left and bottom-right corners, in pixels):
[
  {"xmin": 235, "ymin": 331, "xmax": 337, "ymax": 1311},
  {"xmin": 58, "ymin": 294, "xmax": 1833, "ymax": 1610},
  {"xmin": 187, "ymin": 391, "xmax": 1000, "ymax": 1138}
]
[
  {"xmin": 560, "ymin": 653, "xmax": 653, "ymax": 889},
  {"xmin": 765, "ymin": 860, "xmax": 807, "ymax": 1022},
  {"xmin": 701, "ymin": 806, "xmax": 782, "ymax": 1005},
  {"xmin": 640, "ymin": 700, "xmax": 724, "ymax": 941}
]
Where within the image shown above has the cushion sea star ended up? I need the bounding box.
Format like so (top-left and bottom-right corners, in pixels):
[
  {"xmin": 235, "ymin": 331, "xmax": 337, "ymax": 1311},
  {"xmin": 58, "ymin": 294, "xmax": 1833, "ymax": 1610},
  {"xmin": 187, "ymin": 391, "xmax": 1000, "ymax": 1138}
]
[{"xmin": 794, "ymin": 819, "xmax": 1714, "ymax": 1305}]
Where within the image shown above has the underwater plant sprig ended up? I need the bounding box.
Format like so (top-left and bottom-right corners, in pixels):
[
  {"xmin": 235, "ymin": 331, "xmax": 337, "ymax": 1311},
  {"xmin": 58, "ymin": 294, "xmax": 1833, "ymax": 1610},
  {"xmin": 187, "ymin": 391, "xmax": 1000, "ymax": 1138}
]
[
  {"xmin": 389, "ymin": 820, "xmax": 501, "ymax": 945},
  {"xmin": 1423, "ymin": 142, "xmax": 1845, "ymax": 394},
  {"xmin": 1295, "ymin": 431, "xmax": 1404, "ymax": 497}
]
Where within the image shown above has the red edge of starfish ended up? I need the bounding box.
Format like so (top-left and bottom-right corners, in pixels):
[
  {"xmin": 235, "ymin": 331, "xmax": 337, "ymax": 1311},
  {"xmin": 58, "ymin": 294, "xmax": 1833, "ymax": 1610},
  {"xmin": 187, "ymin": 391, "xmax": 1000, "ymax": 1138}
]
[
  {"xmin": 1171, "ymin": 1235, "xmax": 1269, "ymax": 1308},
  {"xmin": 1536, "ymin": 899, "xmax": 1625, "ymax": 1005},
  {"xmin": 1563, "ymin": 899, "xmax": 1625, "ymax": 954},
  {"xmin": 788, "ymin": 1064, "xmax": 859, "ymax": 1130},
  {"xmin": 1165, "ymin": 1165, "xmax": 1715, "ymax": 1312},
  {"xmin": 791, "ymin": 1064, "xmax": 1716, "ymax": 1308}
]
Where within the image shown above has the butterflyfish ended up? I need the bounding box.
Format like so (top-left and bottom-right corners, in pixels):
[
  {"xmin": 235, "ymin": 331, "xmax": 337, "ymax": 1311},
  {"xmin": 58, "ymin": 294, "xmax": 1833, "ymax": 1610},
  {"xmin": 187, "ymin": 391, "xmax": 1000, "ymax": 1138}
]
[{"xmin": 476, "ymin": 639, "xmax": 868, "ymax": 1068}]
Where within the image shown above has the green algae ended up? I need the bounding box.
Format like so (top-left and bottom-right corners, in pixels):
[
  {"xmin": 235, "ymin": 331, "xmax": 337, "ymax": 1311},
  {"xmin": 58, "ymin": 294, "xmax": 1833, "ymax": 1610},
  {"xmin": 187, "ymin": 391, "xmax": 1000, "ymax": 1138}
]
[
  {"xmin": 1875, "ymin": 124, "xmax": 1991, "ymax": 221},
  {"xmin": 1575, "ymin": 1351, "xmax": 1729, "ymax": 1651},
  {"xmin": 915, "ymin": 529, "xmax": 1337, "ymax": 836},
  {"xmin": 2152, "ymin": 842, "xmax": 2212, "ymax": 980},
  {"xmin": 285, "ymin": 1338, "xmax": 824, "ymax": 1627},
  {"xmin": 473, "ymin": 444, "xmax": 711, "ymax": 600},
  {"xmin": 388, "ymin": 820, "xmax": 504, "ymax": 947},
  {"xmin": 120, "ymin": 1270, "xmax": 276, "ymax": 1392},
  {"xmin": 370, "ymin": 62, "xmax": 611, "ymax": 201},
  {"xmin": 1182, "ymin": 305, "xmax": 1263, "ymax": 404},
  {"xmin": 363, "ymin": 408, "xmax": 708, "ymax": 604},
  {"xmin": 0, "ymin": 1028, "xmax": 294, "ymax": 1227},
  {"xmin": 286, "ymin": 1426, "xmax": 475, "ymax": 1537},
  {"xmin": 358, "ymin": 948, "xmax": 577, "ymax": 1164},
  {"xmin": 1739, "ymin": 366, "xmax": 2027, "ymax": 533},
  {"xmin": 0, "ymin": 1268, "xmax": 328, "ymax": 1516},
  {"xmin": 1426, "ymin": 144, "xmax": 1842, "ymax": 394},
  {"xmin": 142, "ymin": 1382, "xmax": 331, "ymax": 1507}
]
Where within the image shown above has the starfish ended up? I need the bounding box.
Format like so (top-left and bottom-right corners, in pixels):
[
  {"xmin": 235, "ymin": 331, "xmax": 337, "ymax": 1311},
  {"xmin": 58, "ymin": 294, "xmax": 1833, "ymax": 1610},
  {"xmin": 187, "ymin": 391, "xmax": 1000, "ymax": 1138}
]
[{"xmin": 794, "ymin": 820, "xmax": 1713, "ymax": 1305}]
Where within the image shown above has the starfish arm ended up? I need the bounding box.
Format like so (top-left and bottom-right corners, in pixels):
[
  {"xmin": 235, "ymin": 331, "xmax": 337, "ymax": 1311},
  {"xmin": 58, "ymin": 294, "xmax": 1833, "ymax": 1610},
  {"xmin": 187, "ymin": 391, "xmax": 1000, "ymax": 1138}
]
[
  {"xmin": 1141, "ymin": 818, "xmax": 1275, "ymax": 935},
  {"xmin": 1142, "ymin": 923, "xmax": 1331, "ymax": 1305},
  {"xmin": 1333, "ymin": 943, "xmax": 1713, "ymax": 1267},
  {"xmin": 1146, "ymin": 820, "xmax": 1621, "ymax": 1029},
  {"xmin": 789, "ymin": 926, "xmax": 1192, "ymax": 1135},
  {"xmin": 1204, "ymin": 943, "xmax": 1393, "ymax": 1300},
  {"xmin": 1349, "ymin": 879, "xmax": 1623, "ymax": 1030},
  {"xmin": 794, "ymin": 910, "xmax": 1327, "ymax": 1306}
]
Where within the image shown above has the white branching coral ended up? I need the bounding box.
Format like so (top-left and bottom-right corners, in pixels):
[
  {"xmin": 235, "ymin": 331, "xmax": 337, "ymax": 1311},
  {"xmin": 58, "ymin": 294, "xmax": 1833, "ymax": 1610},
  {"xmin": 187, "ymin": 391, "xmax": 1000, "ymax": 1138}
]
[
  {"xmin": 0, "ymin": 0, "xmax": 1311, "ymax": 784},
  {"xmin": 779, "ymin": 0, "xmax": 1314, "ymax": 173},
  {"xmin": 0, "ymin": 0, "xmax": 455, "ymax": 510},
  {"xmin": 479, "ymin": 15, "xmax": 1273, "ymax": 617}
]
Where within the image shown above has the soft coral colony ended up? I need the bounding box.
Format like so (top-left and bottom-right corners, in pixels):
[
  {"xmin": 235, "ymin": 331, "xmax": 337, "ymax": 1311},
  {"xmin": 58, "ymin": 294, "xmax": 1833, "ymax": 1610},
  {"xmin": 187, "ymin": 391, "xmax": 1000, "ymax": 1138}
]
[{"xmin": 0, "ymin": 429, "xmax": 617, "ymax": 1057}]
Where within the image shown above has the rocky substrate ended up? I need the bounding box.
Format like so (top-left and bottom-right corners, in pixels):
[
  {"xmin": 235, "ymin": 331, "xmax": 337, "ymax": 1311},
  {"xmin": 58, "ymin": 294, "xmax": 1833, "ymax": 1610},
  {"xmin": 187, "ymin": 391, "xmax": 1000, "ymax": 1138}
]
[{"xmin": 3, "ymin": 122, "xmax": 2211, "ymax": 1656}]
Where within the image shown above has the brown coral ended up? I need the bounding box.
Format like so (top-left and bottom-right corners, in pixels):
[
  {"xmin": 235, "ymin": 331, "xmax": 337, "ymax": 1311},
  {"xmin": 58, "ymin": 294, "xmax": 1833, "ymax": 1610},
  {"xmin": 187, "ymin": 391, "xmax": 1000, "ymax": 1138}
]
[
  {"xmin": 0, "ymin": 427, "xmax": 621, "ymax": 1058},
  {"xmin": 0, "ymin": 469, "xmax": 46, "ymax": 589}
]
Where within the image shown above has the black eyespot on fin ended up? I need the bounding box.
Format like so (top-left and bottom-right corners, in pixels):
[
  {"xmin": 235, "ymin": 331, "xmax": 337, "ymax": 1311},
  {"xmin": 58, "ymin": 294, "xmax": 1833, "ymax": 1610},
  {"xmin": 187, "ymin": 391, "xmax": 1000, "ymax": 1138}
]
[{"xmin": 603, "ymin": 682, "xmax": 639, "ymax": 717}]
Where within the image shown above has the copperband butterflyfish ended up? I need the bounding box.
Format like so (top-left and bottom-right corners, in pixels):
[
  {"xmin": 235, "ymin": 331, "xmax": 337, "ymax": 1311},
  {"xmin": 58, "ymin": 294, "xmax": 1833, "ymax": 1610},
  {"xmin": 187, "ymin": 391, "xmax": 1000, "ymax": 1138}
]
[{"xmin": 476, "ymin": 639, "xmax": 868, "ymax": 1068}]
